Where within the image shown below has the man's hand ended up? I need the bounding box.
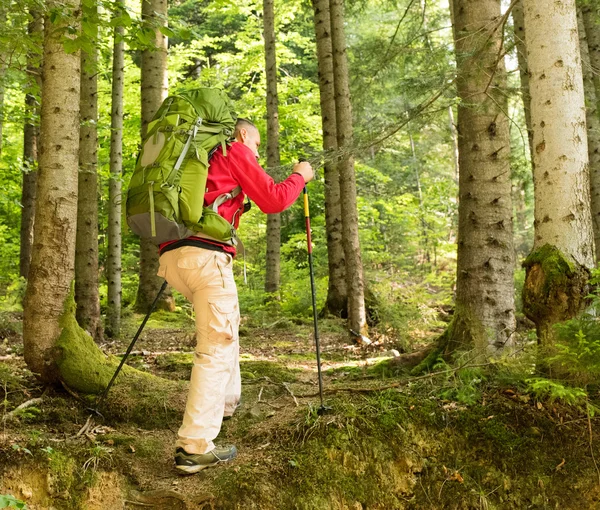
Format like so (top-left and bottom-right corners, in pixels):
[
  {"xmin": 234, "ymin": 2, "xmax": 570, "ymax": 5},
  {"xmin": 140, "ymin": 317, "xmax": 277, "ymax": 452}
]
[{"xmin": 292, "ymin": 161, "xmax": 314, "ymax": 184}]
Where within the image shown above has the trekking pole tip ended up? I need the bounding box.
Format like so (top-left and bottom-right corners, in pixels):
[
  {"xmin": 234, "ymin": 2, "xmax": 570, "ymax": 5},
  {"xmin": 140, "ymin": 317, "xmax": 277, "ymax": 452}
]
[{"xmin": 317, "ymin": 405, "xmax": 333, "ymax": 416}]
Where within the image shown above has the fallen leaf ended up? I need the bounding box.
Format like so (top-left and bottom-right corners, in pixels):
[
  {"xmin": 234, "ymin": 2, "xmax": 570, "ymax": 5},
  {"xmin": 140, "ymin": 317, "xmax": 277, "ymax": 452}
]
[
  {"xmin": 129, "ymin": 445, "xmax": 136, "ymax": 453},
  {"xmin": 537, "ymin": 402, "xmax": 543, "ymax": 410}
]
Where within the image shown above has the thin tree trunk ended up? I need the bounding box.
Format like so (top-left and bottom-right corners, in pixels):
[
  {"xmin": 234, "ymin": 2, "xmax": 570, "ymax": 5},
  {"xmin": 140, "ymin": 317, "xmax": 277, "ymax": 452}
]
[
  {"xmin": 23, "ymin": 0, "xmax": 82, "ymax": 382},
  {"xmin": 448, "ymin": 105, "xmax": 459, "ymax": 188},
  {"xmin": 522, "ymin": 0, "xmax": 594, "ymax": 347},
  {"xmin": 578, "ymin": 6, "xmax": 600, "ymax": 264},
  {"xmin": 0, "ymin": 3, "xmax": 8, "ymax": 157},
  {"xmin": 409, "ymin": 130, "xmax": 431, "ymax": 266},
  {"xmin": 75, "ymin": 0, "xmax": 102, "ymax": 341},
  {"xmin": 20, "ymin": 13, "xmax": 42, "ymax": 279},
  {"xmin": 263, "ymin": 0, "xmax": 282, "ymax": 296},
  {"xmin": 106, "ymin": 0, "xmax": 125, "ymax": 337},
  {"xmin": 512, "ymin": 0, "xmax": 534, "ymax": 162},
  {"xmin": 330, "ymin": 0, "xmax": 366, "ymax": 334},
  {"xmin": 582, "ymin": 3, "xmax": 600, "ymax": 114},
  {"xmin": 447, "ymin": 0, "xmax": 515, "ymax": 355},
  {"xmin": 135, "ymin": 0, "xmax": 174, "ymax": 313},
  {"xmin": 312, "ymin": 0, "xmax": 347, "ymax": 317}
]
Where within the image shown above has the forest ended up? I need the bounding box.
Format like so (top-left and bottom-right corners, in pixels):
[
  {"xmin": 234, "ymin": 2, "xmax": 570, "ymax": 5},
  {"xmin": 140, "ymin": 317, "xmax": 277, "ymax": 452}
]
[{"xmin": 1, "ymin": 0, "xmax": 600, "ymax": 507}]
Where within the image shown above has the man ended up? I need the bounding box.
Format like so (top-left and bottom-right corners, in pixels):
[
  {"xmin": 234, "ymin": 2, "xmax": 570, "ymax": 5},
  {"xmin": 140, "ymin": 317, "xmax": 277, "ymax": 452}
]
[{"xmin": 157, "ymin": 118, "xmax": 313, "ymax": 474}]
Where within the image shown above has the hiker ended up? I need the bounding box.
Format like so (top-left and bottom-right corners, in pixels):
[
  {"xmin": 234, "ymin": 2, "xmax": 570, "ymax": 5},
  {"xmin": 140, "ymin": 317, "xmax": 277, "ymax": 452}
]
[{"xmin": 157, "ymin": 118, "xmax": 314, "ymax": 473}]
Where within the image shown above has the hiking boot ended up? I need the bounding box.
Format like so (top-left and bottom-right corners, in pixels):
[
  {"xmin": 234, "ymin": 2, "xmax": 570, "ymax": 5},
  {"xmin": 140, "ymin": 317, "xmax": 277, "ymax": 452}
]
[{"xmin": 175, "ymin": 445, "xmax": 237, "ymax": 474}]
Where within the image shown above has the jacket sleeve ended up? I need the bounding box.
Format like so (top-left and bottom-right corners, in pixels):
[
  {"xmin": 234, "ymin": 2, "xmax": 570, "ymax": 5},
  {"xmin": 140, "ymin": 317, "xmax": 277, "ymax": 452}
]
[{"xmin": 228, "ymin": 143, "xmax": 305, "ymax": 214}]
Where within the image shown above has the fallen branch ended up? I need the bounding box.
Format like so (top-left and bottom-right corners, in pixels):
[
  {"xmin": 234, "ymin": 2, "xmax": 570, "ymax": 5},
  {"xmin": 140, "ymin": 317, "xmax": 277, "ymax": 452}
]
[
  {"xmin": 282, "ymin": 382, "xmax": 299, "ymax": 407},
  {"xmin": 2, "ymin": 397, "xmax": 44, "ymax": 422}
]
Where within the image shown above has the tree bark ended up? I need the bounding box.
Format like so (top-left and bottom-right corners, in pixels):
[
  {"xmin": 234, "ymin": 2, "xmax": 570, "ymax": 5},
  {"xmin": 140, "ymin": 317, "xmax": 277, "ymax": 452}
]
[
  {"xmin": 20, "ymin": 13, "xmax": 42, "ymax": 279},
  {"xmin": 23, "ymin": 0, "xmax": 82, "ymax": 382},
  {"xmin": 312, "ymin": 0, "xmax": 347, "ymax": 317},
  {"xmin": 578, "ymin": 6, "xmax": 600, "ymax": 264},
  {"xmin": 512, "ymin": 0, "xmax": 534, "ymax": 162},
  {"xmin": 330, "ymin": 0, "xmax": 367, "ymax": 334},
  {"xmin": 447, "ymin": 0, "xmax": 515, "ymax": 355},
  {"xmin": 0, "ymin": 3, "xmax": 8, "ymax": 157},
  {"xmin": 106, "ymin": 0, "xmax": 125, "ymax": 338},
  {"xmin": 581, "ymin": 3, "xmax": 600, "ymax": 114},
  {"xmin": 75, "ymin": 0, "xmax": 102, "ymax": 341},
  {"xmin": 522, "ymin": 0, "xmax": 594, "ymax": 346},
  {"xmin": 135, "ymin": 0, "xmax": 174, "ymax": 313},
  {"xmin": 263, "ymin": 0, "xmax": 282, "ymax": 296}
]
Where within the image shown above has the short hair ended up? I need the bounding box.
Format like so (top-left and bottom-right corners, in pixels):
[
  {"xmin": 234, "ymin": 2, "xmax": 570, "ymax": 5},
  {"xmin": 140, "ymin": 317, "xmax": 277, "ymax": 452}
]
[{"xmin": 234, "ymin": 118, "xmax": 258, "ymax": 137}]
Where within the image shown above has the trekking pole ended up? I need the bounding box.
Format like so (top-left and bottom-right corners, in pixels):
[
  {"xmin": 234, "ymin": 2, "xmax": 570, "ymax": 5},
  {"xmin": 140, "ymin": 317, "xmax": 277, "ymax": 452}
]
[
  {"xmin": 89, "ymin": 280, "xmax": 168, "ymax": 416},
  {"xmin": 303, "ymin": 185, "xmax": 331, "ymax": 415}
]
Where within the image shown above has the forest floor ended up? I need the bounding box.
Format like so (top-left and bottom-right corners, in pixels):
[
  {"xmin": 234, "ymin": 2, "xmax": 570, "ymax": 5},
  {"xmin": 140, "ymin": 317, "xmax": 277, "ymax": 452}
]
[{"xmin": 1, "ymin": 306, "xmax": 600, "ymax": 509}]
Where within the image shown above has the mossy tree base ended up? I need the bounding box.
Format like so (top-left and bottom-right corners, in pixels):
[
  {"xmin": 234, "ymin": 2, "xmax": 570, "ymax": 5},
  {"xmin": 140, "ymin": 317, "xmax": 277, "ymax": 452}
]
[
  {"xmin": 523, "ymin": 244, "xmax": 590, "ymax": 346},
  {"xmin": 53, "ymin": 294, "xmax": 186, "ymax": 426}
]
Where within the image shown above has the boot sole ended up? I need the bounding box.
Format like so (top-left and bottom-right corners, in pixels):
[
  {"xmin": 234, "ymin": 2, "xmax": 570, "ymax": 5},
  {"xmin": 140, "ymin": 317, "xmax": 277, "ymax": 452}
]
[{"xmin": 175, "ymin": 457, "xmax": 234, "ymax": 474}]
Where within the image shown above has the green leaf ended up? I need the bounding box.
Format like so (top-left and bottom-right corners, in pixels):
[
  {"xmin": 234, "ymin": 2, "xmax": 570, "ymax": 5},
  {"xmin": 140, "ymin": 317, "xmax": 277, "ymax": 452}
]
[
  {"xmin": 0, "ymin": 494, "xmax": 28, "ymax": 509},
  {"xmin": 62, "ymin": 38, "xmax": 80, "ymax": 54},
  {"xmin": 82, "ymin": 21, "xmax": 97, "ymax": 39},
  {"xmin": 158, "ymin": 26, "xmax": 175, "ymax": 38}
]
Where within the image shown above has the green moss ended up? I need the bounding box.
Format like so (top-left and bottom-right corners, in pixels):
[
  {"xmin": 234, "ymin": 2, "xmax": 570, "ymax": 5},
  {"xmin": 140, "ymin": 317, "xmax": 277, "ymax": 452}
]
[
  {"xmin": 239, "ymin": 360, "xmax": 301, "ymax": 383},
  {"xmin": 53, "ymin": 291, "xmax": 187, "ymax": 427},
  {"xmin": 523, "ymin": 244, "xmax": 576, "ymax": 295}
]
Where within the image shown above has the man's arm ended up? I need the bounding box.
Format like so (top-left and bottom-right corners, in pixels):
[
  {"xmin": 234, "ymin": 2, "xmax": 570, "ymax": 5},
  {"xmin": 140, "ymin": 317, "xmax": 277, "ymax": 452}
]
[{"xmin": 228, "ymin": 143, "xmax": 313, "ymax": 214}]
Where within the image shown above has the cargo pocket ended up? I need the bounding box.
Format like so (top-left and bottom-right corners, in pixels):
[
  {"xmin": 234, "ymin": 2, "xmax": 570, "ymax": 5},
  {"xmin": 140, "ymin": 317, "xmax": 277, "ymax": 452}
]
[{"xmin": 207, "ymin": 300, "xmax": 238, "ymax": 346}]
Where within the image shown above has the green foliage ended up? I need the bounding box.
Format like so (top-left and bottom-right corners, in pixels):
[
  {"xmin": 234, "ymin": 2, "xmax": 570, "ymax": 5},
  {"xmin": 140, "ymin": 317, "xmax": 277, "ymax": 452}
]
[
  {"xmin": 524, "ymin": 378, "xmax": 587, "ymax": 405},
  {"xmin": 0, "ymin": 495, "xmax": 28, "ymax": 510}
]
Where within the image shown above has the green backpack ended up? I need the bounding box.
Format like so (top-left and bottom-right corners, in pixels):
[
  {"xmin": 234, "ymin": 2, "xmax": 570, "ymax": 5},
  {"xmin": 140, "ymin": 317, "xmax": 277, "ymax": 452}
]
[{"xmin": 126, "ymin": 88, "xmax": 240, "ymax": 245}]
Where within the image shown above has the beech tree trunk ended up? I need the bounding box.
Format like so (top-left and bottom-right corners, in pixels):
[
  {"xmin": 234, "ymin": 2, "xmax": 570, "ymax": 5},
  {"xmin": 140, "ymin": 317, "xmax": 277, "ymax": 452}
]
[
  {"xmin": 522, "ymin": 0, "xmax": 595, "ymax": 346},
  {"xmin": 23, "ymin": 0, "xmax": 82, "ymax": 382},
  {"xmin": 578, "ymin": 6, "xmax": 600, "ymax": 263},
  {"xmin": 135, "ymin": 0, "xmax": 175, "ymax": 313},
  {"xmin": 75, "ymin": 1, "xmax": 102, "ymax": 341},
  {"xmin": 106, "ymin": 0, "xmax": 125, "ymax": 337},
  {"xmin": 447, "ymin": 0, "xmax": 515, "ymax": 355},
  {"xmin": 312, "ymin": 0, "xmax": 347, "ymax": 317},
  {"xmin": 330, "ymin": 0, "xmax": 367, "ymax": 334},
  {"xmin": 263, "ymin": 0, "xmax": 282, "ymax": 296},
  {"xmin": 20, "ymin": 13, "xmax": 42, "ymax": 279},
  {"xmin": 512, "ymin": 0, "xmax": 534, "ymax": 162}
]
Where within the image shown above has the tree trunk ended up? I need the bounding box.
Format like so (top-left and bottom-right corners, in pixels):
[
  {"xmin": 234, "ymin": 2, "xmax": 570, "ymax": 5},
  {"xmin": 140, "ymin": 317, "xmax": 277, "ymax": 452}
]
[
  {"xmin": 512, "ymin": 0, "xmax": 534, "ymax": 162},
  {"xmin": 135, "ymin": 0, "xmax": 174, "ymax": 313},
  {"xmin": 330, "ymin": 0, "xmax": 367, "ymax": 334},
  {"xmin": 263, "ymin": 0, "xmax": 282, "ymax": 296},
  {"xmin": 22, "ymin": 0, "xmax": 83, "ymax": 382},
  {"xmin": 582, "ymin": 3, "xmax": 600, "ymax": 113},
  {"xmin": 106, "ymin": 0, "xmax": 125, "ymax": 338},
  {"xmin": 0, "ymin": 3, "xmax": 8, "ymax": 157},
  {"xmin": 578, "ymin": 6, "xmax": 600, "ymax": 264},
  {"xmin": 522, "ymin": 0, "xmax": 594, "ymax": 346},
  {"xmin": 312, "ymin": 0, "xmax": 347, "ymax": 317},
  {"xmin": 447, "ymin": 0, "xmax": 515, "ymax": 355},
  {"xmin": 20, "ymin": 13, "xmax": 42, "ymax": 279},
  {"xmin": 75, "ymin": 1, "xmax": 102, "ymax": 341},
  {"xmin": 409, "ymin": 130, "xmax": 431, "ymax": 267}
]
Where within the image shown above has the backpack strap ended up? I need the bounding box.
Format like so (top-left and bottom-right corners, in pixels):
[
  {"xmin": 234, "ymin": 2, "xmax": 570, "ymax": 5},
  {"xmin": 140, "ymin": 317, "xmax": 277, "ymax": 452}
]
[{"xmin": 211, "ymin": 186, "xmax": 242, "ymax": 213}]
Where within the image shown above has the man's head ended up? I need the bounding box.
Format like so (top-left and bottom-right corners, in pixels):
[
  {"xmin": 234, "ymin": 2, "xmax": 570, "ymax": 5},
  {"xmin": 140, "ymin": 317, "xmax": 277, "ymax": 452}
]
[{"xmin": 234, "ymin": 118, "xmax": 260, "ymax": 159}]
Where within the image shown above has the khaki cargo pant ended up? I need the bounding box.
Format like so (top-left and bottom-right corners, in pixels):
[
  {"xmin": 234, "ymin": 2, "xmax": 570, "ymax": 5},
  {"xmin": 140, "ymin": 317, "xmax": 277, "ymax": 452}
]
[{"xmin": 158, "ymin": 246, "xmax": 241, "ymax": 454}]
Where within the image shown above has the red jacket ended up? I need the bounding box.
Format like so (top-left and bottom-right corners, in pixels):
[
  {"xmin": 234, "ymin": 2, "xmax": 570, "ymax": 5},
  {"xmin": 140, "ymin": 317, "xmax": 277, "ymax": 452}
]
[
  {"xmin": 206, "ymin": 141, "xmax": 305, "ymax": 225},
  {"xmin": 160, "ymin": 142, "xmax": 305, "ymax": 256}
]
